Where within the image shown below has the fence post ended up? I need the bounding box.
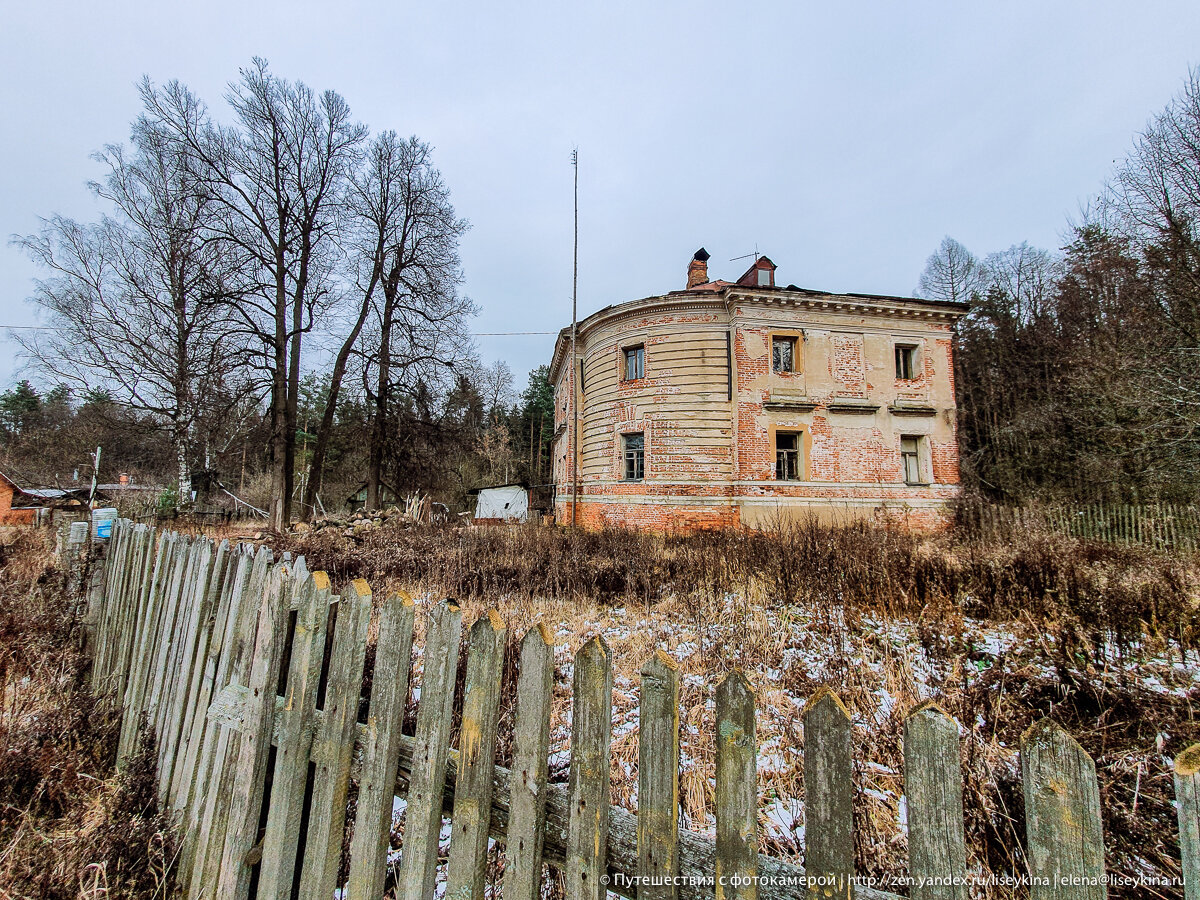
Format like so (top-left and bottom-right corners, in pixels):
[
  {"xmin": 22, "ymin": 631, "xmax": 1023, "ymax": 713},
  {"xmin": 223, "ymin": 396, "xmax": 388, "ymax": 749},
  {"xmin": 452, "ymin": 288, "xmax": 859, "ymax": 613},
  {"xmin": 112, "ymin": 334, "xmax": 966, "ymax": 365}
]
[
  {"xmin": 1174, "ymin": 744, "xmax": 1200, "ymax": 900},
  {"xmin": 297, "ymin": 578, "xmax": 373, "ymax": 900},
  {"xmin": 257, "ymin": 570, "xmax": 332, "ymax": 899},
  {"xmin": 394, "ymin": 600, "xmax": 464, "ymax": 900},
  {"xmin": 903, "ymin": 702, "xmax": 967, "ymax": 900},
  {"xmin": 639, "ymin": 650, "xmax": 681, "ymax": 900},
  {"xmin": 217, "ymin": 561, "xmax": 293, "ymax": 900},
  {"xmin": 446, "ymin": 610, "xmax": 509, "ymax": 900},
  {"xmin": 716, "ymin": 671, "xmax": 757, "ymax": 900},
  {"xmin": 803, "ymin": 687, "xmax": 854, "ymax": 900},
  {"xmin": 567, "ymin": 635, "xmax": 613, "ymax": 900},
  {"xmin": 346, "ymin": 592, "xmax": 417, "ymax": 900},
  {"xmin": 503, "ymin": 623, "xmax": 556, "ymax": 900},
  {"xmin": 1020, "ymin": 719, "xmax": 1106, "ymax": 900}
]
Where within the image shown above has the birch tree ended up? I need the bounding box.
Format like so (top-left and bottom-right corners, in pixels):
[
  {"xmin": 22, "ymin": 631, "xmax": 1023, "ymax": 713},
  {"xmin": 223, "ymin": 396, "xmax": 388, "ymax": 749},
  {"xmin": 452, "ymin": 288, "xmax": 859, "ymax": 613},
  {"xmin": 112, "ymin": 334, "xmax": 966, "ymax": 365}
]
[{"xmin": 16, "ymin": 106, "xmax": 241, "ymax": 502}]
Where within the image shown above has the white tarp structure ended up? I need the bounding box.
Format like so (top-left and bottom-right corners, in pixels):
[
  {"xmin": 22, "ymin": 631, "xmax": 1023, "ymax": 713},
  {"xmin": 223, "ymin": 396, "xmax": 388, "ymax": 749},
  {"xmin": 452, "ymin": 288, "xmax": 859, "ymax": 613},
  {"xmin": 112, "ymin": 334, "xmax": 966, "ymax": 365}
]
[{"xmin": 475, "ymin": 484, "xmax": 529, "ymax": 522}]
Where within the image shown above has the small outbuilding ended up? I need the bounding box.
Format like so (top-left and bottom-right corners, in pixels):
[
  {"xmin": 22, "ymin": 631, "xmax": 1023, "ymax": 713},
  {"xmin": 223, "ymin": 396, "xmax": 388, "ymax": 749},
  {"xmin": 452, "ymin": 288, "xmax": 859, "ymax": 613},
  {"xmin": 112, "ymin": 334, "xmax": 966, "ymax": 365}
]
[
  {"xmin": 0, "ymin": 468, "xmax": 91, "ymax": 525},
  {"xmin": 471, "ymin": 484, "xmax": 531, "ymax": 524}
]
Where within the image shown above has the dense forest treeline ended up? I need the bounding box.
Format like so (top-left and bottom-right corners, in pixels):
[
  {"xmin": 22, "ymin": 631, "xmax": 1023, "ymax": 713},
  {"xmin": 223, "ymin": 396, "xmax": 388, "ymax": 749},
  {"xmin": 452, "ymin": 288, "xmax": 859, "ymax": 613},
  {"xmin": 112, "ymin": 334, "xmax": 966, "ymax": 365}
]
[
  {"xmin": 924, "ymin": 70, "xmax": 1200, "ymax": 503},
  {"xmin": 5, "ymin": 63, "xmax": 1200, "ymax": 516}
]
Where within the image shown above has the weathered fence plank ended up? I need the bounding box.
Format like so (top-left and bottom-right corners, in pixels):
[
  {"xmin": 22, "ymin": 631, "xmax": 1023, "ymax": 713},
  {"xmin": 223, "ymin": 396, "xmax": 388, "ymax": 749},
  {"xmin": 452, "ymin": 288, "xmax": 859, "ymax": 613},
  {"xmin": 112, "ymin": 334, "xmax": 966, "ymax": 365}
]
[
  {"xmin": 446, "ymin": 610, "xmax": 508, "ymax": 900},
  {"xmin": 803, "ymin": 687, "xmax": 854, "ymax": 900},
  {"xmin": 216, "ymin": 560, "xmax": 292, "ymax": 900},
  {"xmin": 145, "ymin": 536, "xmax": 193, "ymax": 749},
  {"xmin": 112, "ymin": 525, "xmax": 153, "ymax": 706},
  {"xmin": 395, "ymin": 599, "xmax": 464, "ymax": 900},
  {"xmin": 716, "ymin": 671, "xmax": 757, "ymax": 900},
  {"xmin": 168, "ymin": 540, "xmax": 229, "ymax": 806},
  {"xmin": 171, "ymin": 541, "xmax": 234, "ymax": 812},
  {"xmin": 189, "ymin": 546, "xmax": 272, "ymax": 899},
  {"xmin": 503, "ymin": 623, "xmax": 555, "ymax": 900},
  {"xmin": 1020, "ymin": 718, "xmax": 1106, "ymax": 900},
  {"xmin": 116, "ymin": 529, "xmax": 172, "ymax": 765},
  {"xmin": 345, "ymin": 591, "xmax": 417, "ymax": 900},
  {"xmin": 159, "ymin": 538, "xmax": 217, "ymax": 801},
  {"xmin": 639, "ymin": 649, "xmax": 681, "ymax": 900},
  {"xmin": 257, "ymin": 570, "xmax": 331, "ymax": 899},
  {"xmin": 903, "ymin": 702, "xmax": 967, "ymax": 900},
  {"xmin": 297, "ymin": 578, "xmax": 372, "ymax": 900},
  {"xmin": 567, "ymin": 635, "xmax": 613, "ymax": 900},
  {"xmin": 1174, "ymin": 744, "xmax": 1200, "ymax": 900},
  {"xmin": 177, "ymin": 545, "xmax": 249, "ymax": 881}
]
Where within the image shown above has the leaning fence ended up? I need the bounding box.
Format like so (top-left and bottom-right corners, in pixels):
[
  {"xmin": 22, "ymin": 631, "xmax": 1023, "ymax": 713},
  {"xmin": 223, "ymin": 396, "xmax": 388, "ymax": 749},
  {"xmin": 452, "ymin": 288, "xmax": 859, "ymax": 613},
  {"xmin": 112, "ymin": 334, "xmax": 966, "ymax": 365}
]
[{"xmin": 80, "ymin": 519, "xmax": 1200, "ymax": 900}]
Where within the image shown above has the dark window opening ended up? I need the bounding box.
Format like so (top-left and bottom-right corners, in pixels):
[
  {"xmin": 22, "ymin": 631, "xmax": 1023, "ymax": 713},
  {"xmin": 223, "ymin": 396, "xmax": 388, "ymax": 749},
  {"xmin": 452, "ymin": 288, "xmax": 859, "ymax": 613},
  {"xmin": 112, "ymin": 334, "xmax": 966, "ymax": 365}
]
[
  {"xmin": 895, "ymin": 344, "xmax": 919, "ymax": 380},
  {"xmin": 623, "ymin": 432, "xmax": 645, "ymax": 481},
  {"xmin": 772, "ymin": 337, "xmax": 796, "ymax": 374},
  {"xmin": 776, "ymin": 432, "xmax": 801, "ymax": 481},
  {"xmin": 623, "ymin": 345, "xmax": 645, "ymax": 381}
]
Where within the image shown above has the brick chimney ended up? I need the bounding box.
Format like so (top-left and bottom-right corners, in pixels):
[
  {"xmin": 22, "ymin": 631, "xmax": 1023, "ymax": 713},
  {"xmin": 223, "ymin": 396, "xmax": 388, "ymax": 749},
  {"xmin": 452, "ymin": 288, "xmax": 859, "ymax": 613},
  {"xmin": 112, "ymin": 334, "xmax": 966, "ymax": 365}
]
[{"xmin": 687, "ymin": 247, "xmax": 711, "ymax": 289}]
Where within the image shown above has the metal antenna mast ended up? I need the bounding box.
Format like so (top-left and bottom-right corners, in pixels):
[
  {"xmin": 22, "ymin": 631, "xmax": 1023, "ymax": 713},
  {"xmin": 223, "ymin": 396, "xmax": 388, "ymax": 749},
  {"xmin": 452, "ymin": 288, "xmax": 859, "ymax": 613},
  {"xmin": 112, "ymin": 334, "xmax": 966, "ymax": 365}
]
[{"xmin": 570, "ymin": 147, "xmax": 580, "ymax": 528}]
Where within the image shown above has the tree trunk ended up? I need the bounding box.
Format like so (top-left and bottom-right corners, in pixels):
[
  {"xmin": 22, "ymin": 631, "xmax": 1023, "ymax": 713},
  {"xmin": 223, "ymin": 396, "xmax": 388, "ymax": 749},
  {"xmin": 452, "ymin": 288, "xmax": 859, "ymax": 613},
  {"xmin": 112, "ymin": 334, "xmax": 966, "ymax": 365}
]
[
  {"xmin": 366, "ymin": 269, "xmax": 398, "ymax": 512},
  {"xmin": 270, "ymin": 260, "xmax": 291, "ymax": 532},
  {"xmin": 302, "ymin": 264, "xmax": 380, "ymax": 521},
  {"xmin": 175, "ymin": 428, "xmax": 191, "ymax": 507},
  {"xmin": 365, "ymin": 316, "xmax": 391, "ymax": 512}
]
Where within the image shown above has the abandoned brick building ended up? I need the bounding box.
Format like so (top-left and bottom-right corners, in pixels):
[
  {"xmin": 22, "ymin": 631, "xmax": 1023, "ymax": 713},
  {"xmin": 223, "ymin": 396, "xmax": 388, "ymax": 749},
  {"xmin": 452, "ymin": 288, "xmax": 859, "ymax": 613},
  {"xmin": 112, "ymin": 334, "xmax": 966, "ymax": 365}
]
[{"xmin": 549, "ymin": 249, "xmax": 969, "ymax": 530}]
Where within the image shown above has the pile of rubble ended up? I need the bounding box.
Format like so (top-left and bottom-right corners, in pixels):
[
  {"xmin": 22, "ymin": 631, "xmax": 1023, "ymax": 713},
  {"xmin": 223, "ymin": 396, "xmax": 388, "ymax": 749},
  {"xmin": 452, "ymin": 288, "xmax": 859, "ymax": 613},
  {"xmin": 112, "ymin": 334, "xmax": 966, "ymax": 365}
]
[{"xmin": 292, "ymin": 493, "xmax": 450, "ymax": 537}]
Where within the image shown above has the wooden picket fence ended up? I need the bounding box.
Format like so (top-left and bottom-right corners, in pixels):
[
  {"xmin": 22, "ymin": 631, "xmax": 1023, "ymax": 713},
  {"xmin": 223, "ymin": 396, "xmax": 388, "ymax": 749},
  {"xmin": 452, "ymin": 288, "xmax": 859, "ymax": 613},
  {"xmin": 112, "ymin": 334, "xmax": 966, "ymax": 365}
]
[
  {"xmin": 960, "ymin": 500, "xmax": 1200, "ymax": 554},
  {"xmin": 80, "ymin": 518, "xmax": 1200, "ymax": 900}
]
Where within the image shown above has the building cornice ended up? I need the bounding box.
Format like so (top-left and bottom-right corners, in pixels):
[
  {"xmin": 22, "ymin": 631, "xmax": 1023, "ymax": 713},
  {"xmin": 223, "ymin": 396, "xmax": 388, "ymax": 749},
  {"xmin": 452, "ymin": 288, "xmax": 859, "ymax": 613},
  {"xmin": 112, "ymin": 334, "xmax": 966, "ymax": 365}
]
[{"xmin": 549, "ymin": 287, "xmax": 967, "ymax": 382}]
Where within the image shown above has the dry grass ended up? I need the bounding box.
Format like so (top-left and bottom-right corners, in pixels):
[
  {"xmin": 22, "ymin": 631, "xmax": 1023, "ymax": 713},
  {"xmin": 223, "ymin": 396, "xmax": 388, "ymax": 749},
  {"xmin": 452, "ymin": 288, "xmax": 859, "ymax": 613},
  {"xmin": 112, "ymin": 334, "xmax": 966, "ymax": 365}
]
[
  {"xmin": 276, "ymin": 518, "xmax": 1200, "ymax": 899},
  {"xmin": 0, "ymin": 528, "xmax": 177, "ymax": 900}
]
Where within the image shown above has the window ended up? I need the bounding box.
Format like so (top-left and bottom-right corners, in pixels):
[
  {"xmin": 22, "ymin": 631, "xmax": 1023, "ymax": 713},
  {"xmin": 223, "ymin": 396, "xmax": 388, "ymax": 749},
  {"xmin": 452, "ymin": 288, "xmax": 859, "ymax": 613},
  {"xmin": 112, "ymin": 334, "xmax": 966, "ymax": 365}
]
[
  {"xmin": 776, "ymin": 432, "xmax": 802, "ymax": 481},
  {"xmin": 895, "ymin": 343, "xmax": 919, "ymax": 380},
  {"xmin": 757, "ymin": 266, "xmax": 771, "ymax": 286},
  {"xmin": 623, "ymin": 432, "xmax": 645, "ymax": 481},
  {"xmin": 772, "ymin": 336, "xmax": 796, "ymax": 374},
  {"xmin": 623, "ymin": 345, "xmax": 645, "ymax": 381},
  {"xmin": 901, "ymin": 435, "xmax": 923, "ymax": 485}
]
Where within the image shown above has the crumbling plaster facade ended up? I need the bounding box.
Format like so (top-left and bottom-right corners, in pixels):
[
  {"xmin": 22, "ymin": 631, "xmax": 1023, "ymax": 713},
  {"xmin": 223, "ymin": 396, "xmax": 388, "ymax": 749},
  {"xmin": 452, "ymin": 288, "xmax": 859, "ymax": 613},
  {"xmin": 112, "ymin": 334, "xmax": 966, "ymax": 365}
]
[{"xmin": 550, "ymin": 253, "xmax": 968, "ymax": 531}]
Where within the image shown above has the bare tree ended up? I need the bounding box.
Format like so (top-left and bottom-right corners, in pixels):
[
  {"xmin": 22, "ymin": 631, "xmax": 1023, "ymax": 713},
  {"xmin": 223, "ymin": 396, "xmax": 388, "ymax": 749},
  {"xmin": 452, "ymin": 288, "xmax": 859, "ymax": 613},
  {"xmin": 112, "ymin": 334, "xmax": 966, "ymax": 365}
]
[
  {"xmin": 981, "ymin": 243, "xmax": 1061, "ymax": 326},
  {"xmin": 143, "ymin": 59, "xmax": 368, "ymax": 529},
  {"xmin": 345, "ymin": 133, "xmax": 474, "ymax": 512},
  {"xmin": 15, "ymin": 107, "xmax": 242, "ymax": 502},
  {"xmin": 917, "ymin": 236, "xmax": 986, "ymax": 304}
]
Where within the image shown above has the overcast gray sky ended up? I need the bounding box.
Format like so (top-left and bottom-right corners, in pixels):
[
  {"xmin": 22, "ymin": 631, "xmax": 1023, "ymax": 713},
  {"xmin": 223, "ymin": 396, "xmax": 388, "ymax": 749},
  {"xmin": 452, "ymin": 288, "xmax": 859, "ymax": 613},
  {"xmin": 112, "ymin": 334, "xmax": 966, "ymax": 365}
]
[{"xmin": 2, "ymin": 1, "xmax": 1197, "ymax": 396}]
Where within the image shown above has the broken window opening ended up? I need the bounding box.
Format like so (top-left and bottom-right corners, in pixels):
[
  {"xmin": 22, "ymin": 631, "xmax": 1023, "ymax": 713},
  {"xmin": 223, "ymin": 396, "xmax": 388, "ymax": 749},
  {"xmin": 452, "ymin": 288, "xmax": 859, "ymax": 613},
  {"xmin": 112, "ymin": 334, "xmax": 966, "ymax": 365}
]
[
  {"xmin": 772, "ymin": 336, "xmax": 796, "ymax": 374},
  {"xmin": 895, "ymin": 343, "xmax": 919, "ymax": 380},
  {"xmin": 775, "ymin": 432, "xmax": 802, "ymax": 481}
]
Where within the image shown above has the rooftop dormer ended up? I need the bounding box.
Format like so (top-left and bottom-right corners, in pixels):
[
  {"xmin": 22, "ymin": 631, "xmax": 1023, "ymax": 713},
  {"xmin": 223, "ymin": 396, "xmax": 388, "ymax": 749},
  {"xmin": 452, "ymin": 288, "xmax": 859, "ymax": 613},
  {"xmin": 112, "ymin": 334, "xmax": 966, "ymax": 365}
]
[{"xmin": 736, "ymin": 255, "xmax": 776, "ymax": 288}]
